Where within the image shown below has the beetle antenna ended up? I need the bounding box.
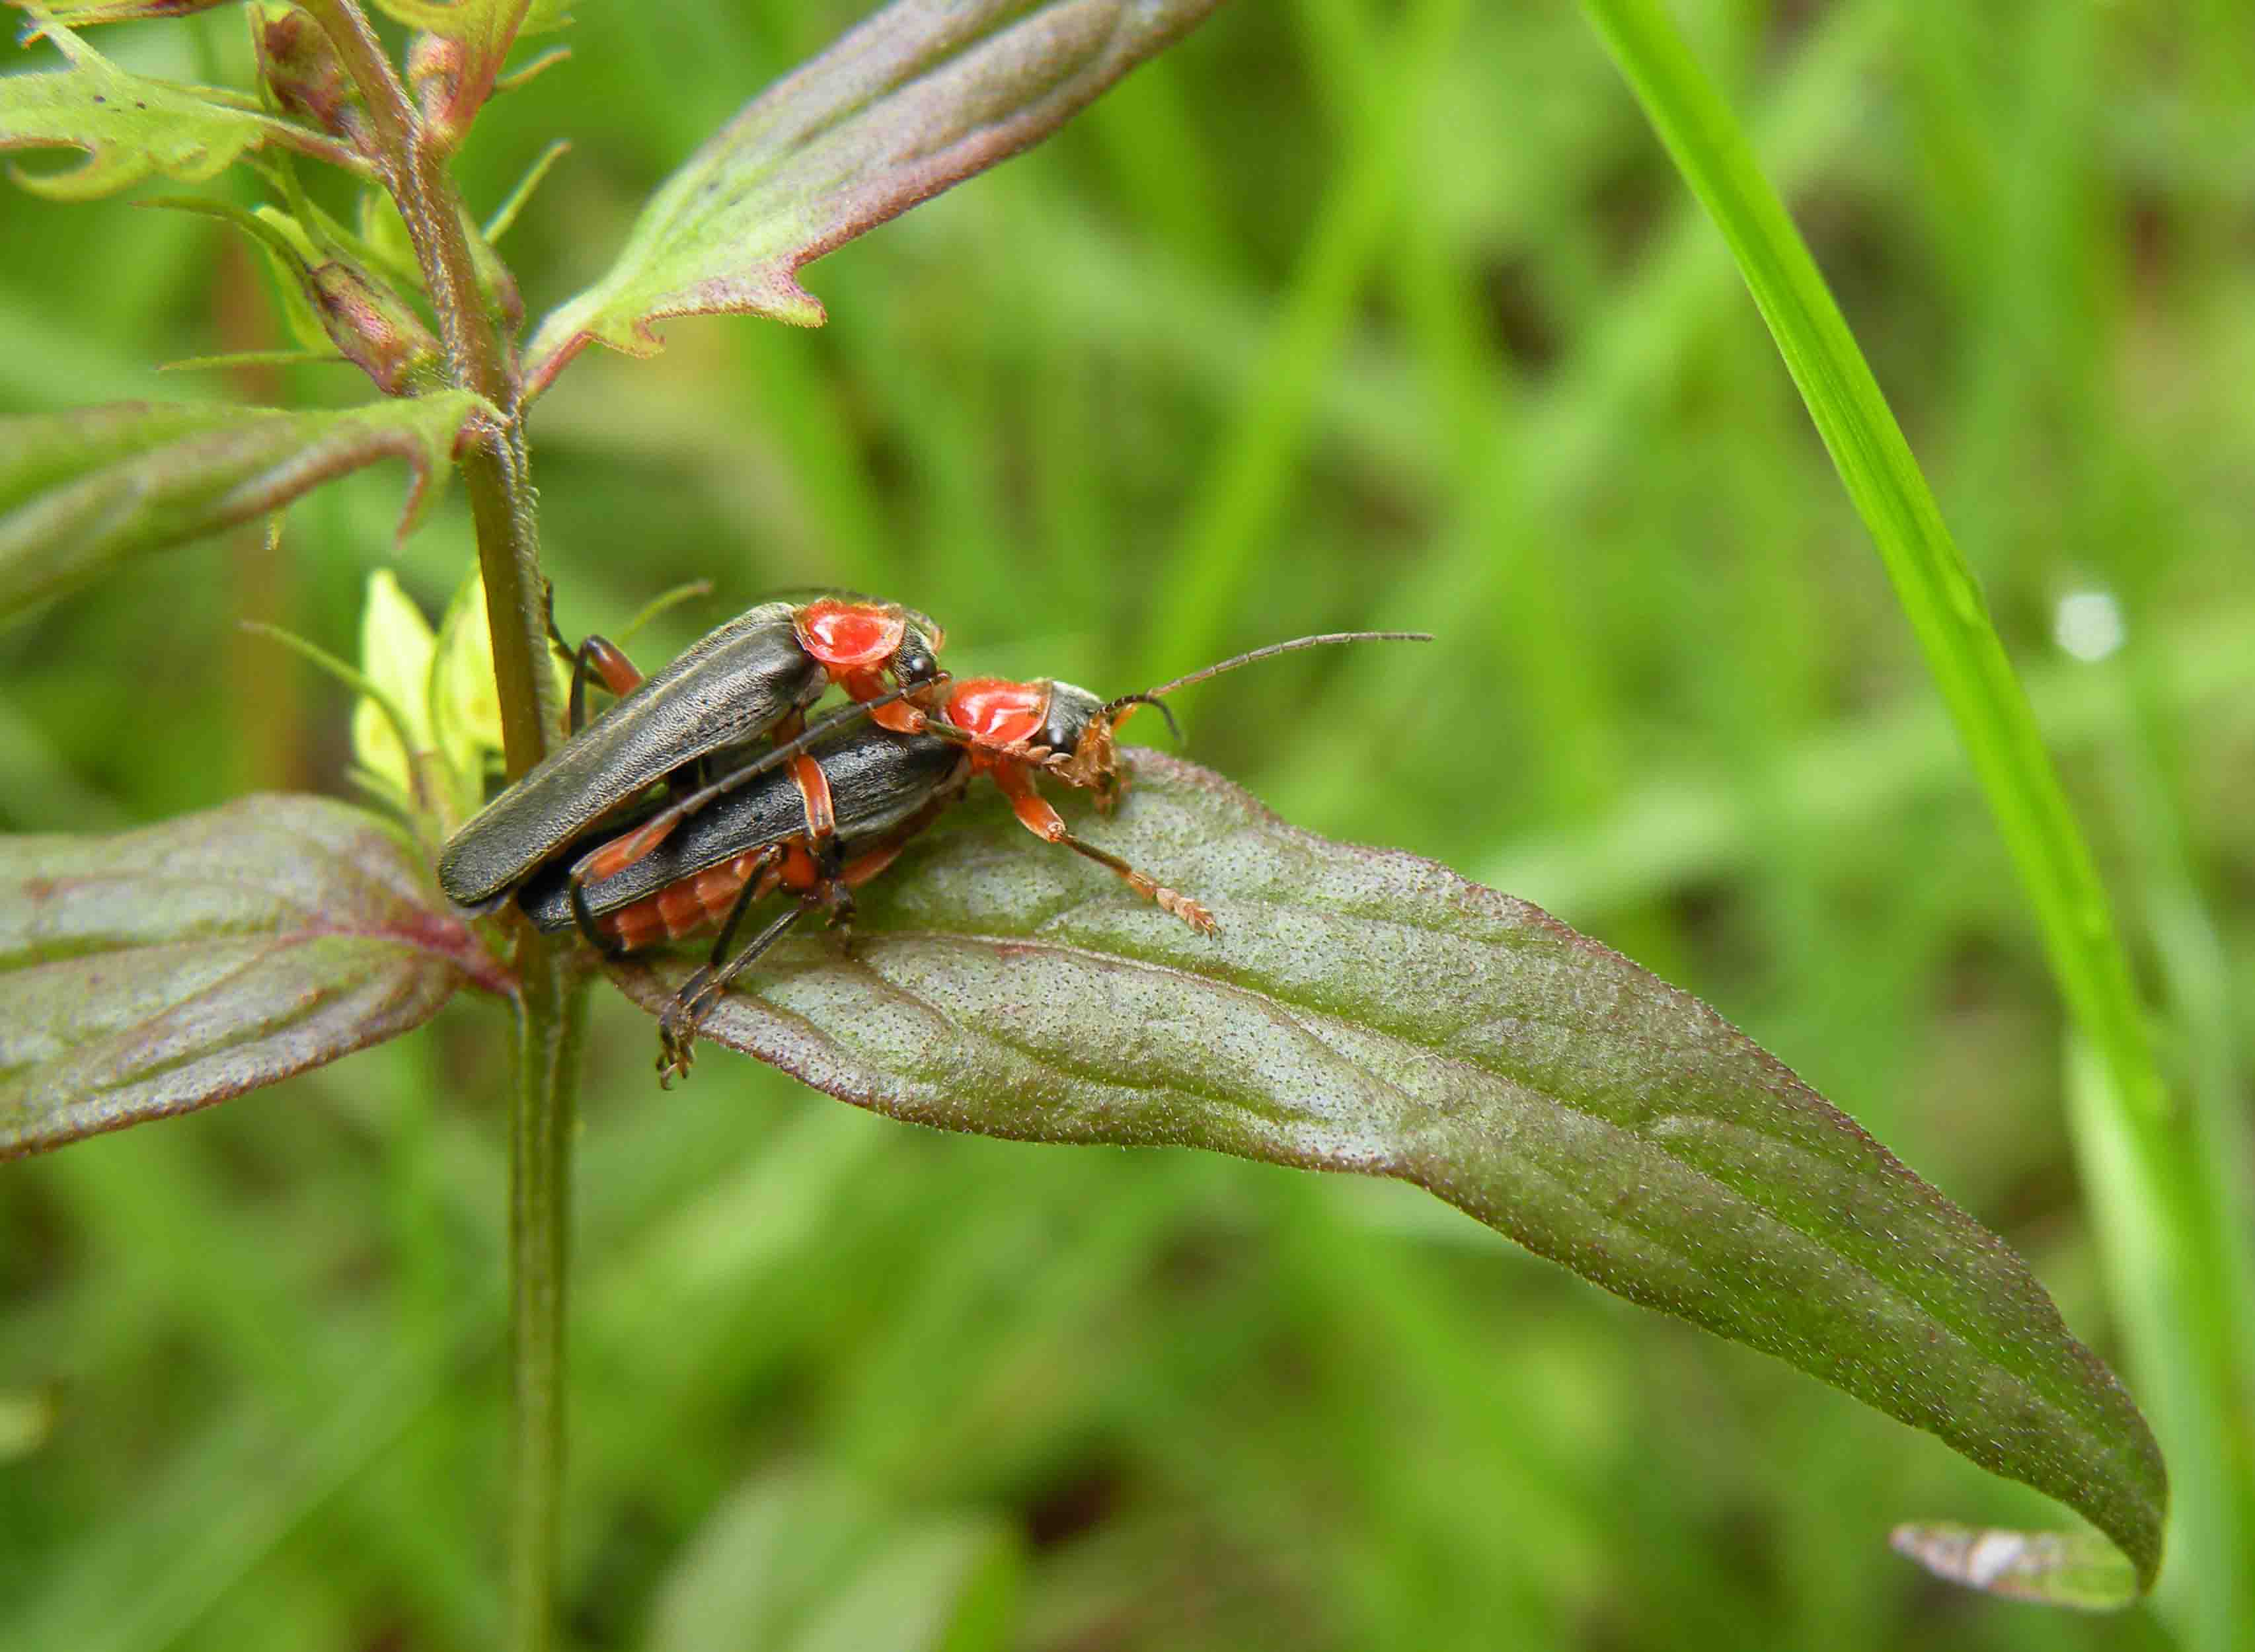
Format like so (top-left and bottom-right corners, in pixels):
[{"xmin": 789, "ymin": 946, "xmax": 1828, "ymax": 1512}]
[
  {"xmin": 1104, "ymin": 630, "xmax": 1432, "ymax": 722},
  {"xmin": 1105, "ymin": 693, "xmax": 1183, "ymax": 743}
]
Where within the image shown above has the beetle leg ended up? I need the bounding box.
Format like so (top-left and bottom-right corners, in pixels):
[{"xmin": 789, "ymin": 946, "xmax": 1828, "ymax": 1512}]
[
  {"xmin": 566, "ymin": 805, "xmax": 775, "ymax": 959},
  {"xmin": 990, "ymin": 766, "xmax": 1217, "ymax": 935},
  {"xmin": 541, "ymin": 589, "xmax": 646, "ymax": 734},
  {"xmin": 656, "ymin": 831, "xmax": 904, "ymax": 1084},
  {"xmin": 845, "ymin": 667, "xmax": 929, "ymax": 733},
  {"xmin": 565, "ymin": 633, "xmax": 642, "ymax": 735},
  {"xmin": 658, "ymin": 901, "xmax": 807, "ymax": 1087},
  {"xmin": 568, "ymin": 868, "xmax": 629, "ymax": 959},
  {"xmin": 592, "ymin": 683, "xmax": 937, "ymax": 885},
  {"xmin": 788, "ymin": 750, "xmax": 837, "ymax": 841},
  {"xmin": 839, "ymin": 841, "xmax": 905, "ymax": 891}
]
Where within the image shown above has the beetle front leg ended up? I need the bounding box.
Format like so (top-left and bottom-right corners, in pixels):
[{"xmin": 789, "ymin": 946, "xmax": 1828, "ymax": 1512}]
[
  {"xmin": 564, "ymin": 632, "xmax": 642, "ymax": 735},
  {"xmin": 542, "ymin": 595, "xmax": 645, "ymax": 735},
  {"xmin": 992, "ymin": 767, "xmax": 1217, "ymax": 935}
]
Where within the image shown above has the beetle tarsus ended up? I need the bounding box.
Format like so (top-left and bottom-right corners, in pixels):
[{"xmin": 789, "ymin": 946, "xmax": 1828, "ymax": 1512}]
[{"xmin": 653, "ymin": 900, "xmax": 809, "ymax": 1084}]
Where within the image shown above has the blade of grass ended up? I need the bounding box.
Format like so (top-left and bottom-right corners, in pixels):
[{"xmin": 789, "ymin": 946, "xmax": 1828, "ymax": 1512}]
[{"xmin": 1576, "ymin": 0, "xmax": 2254, "ymax": 1616}]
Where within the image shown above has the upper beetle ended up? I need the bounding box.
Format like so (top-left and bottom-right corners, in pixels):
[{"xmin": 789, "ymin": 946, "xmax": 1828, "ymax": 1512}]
[{"xmin": 436, "ymin": 593, "xmax": 946, "ymax": 913}]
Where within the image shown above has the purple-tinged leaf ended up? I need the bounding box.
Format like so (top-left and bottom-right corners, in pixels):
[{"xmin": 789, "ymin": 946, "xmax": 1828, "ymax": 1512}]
[
  {"xmin": 0, "ymin": 795, "xmax": 507, "ymax": 1159},
  {"xmin": 613, "ymin": 753, "xmax": 2166, "ymax": 1598},
  {"xmin": 1, "ymin": 9, "xmax": 364, "ymax": 198},
  {"xmin": 523, "ymin": 0, "xmax": 1225, "ymax": 396},
  {"xmin": 0, "ymin": 393, "xmax": 486, "ymax": 619}
]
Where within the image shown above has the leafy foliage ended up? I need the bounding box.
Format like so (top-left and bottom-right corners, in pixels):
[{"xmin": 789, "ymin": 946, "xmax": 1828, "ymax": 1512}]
[
  {"xmin": 18, "ymin": 0, "xmax": 235, "ymax": 20},
  {"xmin": 616, "ymin": 753, "xmax": 2166, "ymax": 1594},
  {"xmin": 0, "ymin": 9, "xmax": 360, "ymax": 197},
  {"xmin": 0, "ymin": 394, "xmax": 484, "ymax": 618},
  {"xmin": 0, "ymin": 0, "xmax": 2211, "ymax": 1635},
  {"xmin": 524, "ymin": 0, "xmax": 1226, "ymax": 392},
  {"xmin": 0, "ymin": 794, "xmax": 494, "ymax": 1158}
]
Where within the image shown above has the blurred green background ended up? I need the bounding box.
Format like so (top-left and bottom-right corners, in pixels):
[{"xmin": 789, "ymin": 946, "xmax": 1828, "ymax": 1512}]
[{"xmin": 2, "ymin": 1, "xmax": 2250, "ymax": 1647}]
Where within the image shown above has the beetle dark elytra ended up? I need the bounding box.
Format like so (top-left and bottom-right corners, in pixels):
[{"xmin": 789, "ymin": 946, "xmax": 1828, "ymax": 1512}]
[
  {"xmin": 516, "ymin": 723, "xmax": 967, "ymax": 947},
  {"xmin": 436, "ymin": 594, "xmax": 947, "ymax": 915}
]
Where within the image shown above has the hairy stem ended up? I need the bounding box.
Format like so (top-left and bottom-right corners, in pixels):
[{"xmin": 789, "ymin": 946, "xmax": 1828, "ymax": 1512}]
[
  {"xmin": 299, "ymin": 0, "xmax": 558, "ymax": 769},
  {"xmin": 299, "ymin": 5, "xmax": 579, "ymax": 1646}
]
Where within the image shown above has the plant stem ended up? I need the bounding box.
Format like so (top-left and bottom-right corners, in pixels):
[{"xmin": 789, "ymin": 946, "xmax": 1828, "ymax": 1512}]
[
  {"xmin": 301, "ymin": 5, "xmax": 580, "ymax": 1645},
  {"xmin": 508, "ymin": 941, "xmax": 585, "ymax": 1651},
  {"xmin": 299, "ymin": 0, "xmax": 556, "ymax": 769}
]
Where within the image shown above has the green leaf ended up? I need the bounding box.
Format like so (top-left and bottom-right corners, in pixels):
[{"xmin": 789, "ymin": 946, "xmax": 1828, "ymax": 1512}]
[
  {"xmin": 371, "ymin": 0, "xmax": 565, "ymax": 38},
  {"xmin": 351, "ymin": 567, "xmax": 439, "ymax": 807},
  {"xmin": 0, "ymin": 393, "xmax": 486, "ymax": 620},
  {"xmin": 13, "ymin": 1, "xmax": 234, "ymax": 21},
  {"xmin": 1888, "ymin": 1523, "xmax": 2135, "ymax": 1611},
  {"xmin": 0, "ymin": 795, "xmax": 504, "ymax": 1160},
  {"xmin": 1, "ymin": 9, "xmax": 361, "ymax": 198},
  {"xmin": 523, "ymin": 0, "xmax": 1225, "ymax": 395},
  {"xmin": 613, "ymin": 753, "xmax": 2167, "ymax": 1598}
]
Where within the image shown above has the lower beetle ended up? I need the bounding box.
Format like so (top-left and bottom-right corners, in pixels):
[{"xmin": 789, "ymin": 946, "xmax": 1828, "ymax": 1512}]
[
  {"xmin": 518, "ymin": 719, "xmax": 969, "ymax": 1085},
  {"xmin": 533, "ymin": 630, "xmax": 1428, "ymax": 1082},
  {"xmin": 436, "ymin": 592, "xmax": 948, "ymax": 915}
]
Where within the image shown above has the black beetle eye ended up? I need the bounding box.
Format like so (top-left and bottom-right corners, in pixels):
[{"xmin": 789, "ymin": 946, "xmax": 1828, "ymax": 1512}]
[
  {"xmin": 894, "ymin": 630, "xmax": 942, "ymax": 687},
  {"xmin": 1040, "ymin": 682, "xmax": 1106, "ymax": 752}
]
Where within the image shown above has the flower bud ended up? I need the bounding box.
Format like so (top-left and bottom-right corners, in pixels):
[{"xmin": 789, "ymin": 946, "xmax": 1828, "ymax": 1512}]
[
  {"xmin": 306, "ymin": 261, "xmax": 443, "ymax": 396},
  {"xmin": 406, "ymin": 32, "xmax": 475, "ymax": 153},
  {"xmin": 254, "ymin": 7, "xmax": 367, "ymax": 151}
]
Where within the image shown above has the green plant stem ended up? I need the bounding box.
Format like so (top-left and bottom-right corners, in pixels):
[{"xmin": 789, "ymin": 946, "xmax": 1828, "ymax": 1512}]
[
  {"xmin": 299, "ymin": 0, "xmax": 558, "ymax": 772},
  {"xmin": 508, "ymin": 942, "xmax": 585, "ymax": 1652},
  {"xmin": 300, "ymin": 5, "xmax": 579, "ymax": 1647},
  {"xmin": 1578, "ymin": 0, "xmax": 2255, "ymax": 1614}
]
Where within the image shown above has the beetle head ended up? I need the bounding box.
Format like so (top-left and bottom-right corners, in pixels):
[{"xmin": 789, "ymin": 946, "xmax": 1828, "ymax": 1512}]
[
  {"xmin": 889, "ymin": 620, "xmax": 945, "ymax": 699},
  {"xmin": 944, "ymin": 632, "xmax": 1433, "ymax": 807}
]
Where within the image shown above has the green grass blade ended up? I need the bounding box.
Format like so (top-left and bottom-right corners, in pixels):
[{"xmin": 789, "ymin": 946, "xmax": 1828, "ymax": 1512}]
[{"xmin": 1578, "ymin": 0, "xmax": 2255, "ymax": 1612}]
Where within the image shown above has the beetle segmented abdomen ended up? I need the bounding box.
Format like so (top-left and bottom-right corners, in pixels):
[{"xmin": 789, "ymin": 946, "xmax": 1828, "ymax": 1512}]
[{"xmin": 603, "ymin": 850, "xmax": 779, "ymax": 951}]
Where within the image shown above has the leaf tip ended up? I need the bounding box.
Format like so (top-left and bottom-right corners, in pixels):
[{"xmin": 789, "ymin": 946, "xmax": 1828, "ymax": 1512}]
[
  {"xmin": 385, "ymin": 393, "xmax": 492, "ymax": 541},
  {"xmin": 1890, "ymin": 1522, "xmax": 2143, "ymax": 1610}
]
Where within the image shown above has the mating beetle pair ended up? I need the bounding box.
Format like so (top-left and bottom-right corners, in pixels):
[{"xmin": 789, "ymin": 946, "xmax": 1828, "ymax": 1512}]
[
  {"xmin": 438, "ymin": 591, "xmax": 1426, "ymax": 1081},
  {"xmin": 436, "ymin": 593, "xmax": 946, "ymax": 915}
]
